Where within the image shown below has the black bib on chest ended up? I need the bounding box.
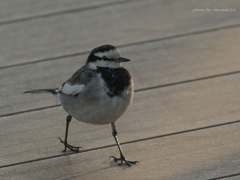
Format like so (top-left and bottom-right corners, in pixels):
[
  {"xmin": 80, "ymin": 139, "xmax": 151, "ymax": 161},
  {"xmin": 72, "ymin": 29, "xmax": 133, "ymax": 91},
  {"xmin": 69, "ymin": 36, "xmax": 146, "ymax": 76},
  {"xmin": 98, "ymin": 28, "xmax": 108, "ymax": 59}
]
[{"xmin": 97, "ymin": 67, "xmax": 131, "ymax": 98}]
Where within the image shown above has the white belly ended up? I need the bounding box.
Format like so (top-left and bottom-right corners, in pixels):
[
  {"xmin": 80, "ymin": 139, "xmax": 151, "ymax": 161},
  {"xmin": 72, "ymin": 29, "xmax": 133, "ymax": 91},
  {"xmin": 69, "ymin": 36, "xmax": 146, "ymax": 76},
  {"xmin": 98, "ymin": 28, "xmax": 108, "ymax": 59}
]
[{"xmin": 59, "ymin": 79, "xmax": 134, "ymax": 125}]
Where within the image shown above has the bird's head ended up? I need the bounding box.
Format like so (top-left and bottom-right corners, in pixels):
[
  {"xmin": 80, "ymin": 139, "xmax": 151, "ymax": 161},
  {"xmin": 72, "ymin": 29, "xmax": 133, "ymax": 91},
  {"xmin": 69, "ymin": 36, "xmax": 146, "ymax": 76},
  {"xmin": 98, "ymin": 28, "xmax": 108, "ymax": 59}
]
[{"xmin": 86, "ymin": 45, "xmax": 130, "ymax": 69}]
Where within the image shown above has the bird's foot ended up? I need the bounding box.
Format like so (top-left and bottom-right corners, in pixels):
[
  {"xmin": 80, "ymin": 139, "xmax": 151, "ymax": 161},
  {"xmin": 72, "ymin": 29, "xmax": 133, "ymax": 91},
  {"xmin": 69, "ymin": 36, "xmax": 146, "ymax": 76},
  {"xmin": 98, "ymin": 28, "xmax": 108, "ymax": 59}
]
[
  {"xmin": 110, "ymin": 155, "xmax": 139, "ymax": 166},
  {"xmin": 58, "ymin": 137, "xmax": 82, "ymax": 153}
]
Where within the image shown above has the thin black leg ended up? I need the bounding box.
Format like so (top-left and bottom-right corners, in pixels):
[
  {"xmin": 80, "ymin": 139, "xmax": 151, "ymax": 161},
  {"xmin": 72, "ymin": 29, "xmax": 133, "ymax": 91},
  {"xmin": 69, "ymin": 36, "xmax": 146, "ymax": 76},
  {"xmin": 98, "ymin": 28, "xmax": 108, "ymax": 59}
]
[
  {"xmin": 109, "ymin": 122, "xmax": 139, "ymax": 166},
  {"xmin": 58, "ymin": 115, "xmax": 82, "ymax": 152}
]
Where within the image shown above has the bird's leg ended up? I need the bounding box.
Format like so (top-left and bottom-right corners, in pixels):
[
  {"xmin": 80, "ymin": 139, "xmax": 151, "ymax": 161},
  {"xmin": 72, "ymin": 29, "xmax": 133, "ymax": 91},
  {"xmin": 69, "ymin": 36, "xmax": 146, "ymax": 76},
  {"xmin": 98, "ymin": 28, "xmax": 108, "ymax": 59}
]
[
  {"xmin": 109, "ymin": 122, "xmax": 139, "ymax": 166},
  {"xmin": 58, "ymin": 115, "xmax": 82, "ymax": 152}
]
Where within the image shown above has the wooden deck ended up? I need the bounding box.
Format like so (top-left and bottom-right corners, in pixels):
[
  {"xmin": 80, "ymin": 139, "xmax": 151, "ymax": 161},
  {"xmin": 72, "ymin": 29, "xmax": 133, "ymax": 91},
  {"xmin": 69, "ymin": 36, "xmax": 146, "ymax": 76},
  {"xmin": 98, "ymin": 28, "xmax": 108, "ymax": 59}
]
[{"xmin": 1, "ymin": 0, "xmax": 240, "ymax": 179}]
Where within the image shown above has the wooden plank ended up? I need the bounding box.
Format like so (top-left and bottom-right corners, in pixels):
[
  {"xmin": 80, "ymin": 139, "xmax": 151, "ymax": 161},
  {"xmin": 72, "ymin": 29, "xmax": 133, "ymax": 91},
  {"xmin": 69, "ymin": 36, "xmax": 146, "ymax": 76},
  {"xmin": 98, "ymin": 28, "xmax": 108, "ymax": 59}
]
[
  {"xmin": 0, "ymin": 0, "xmax": 240, "ymax": 66},
  {"xmin": 0, "ymin": 0, "xmax": 114, "ymax": 22},
  {"xmin": 1, "ymin": 27, "xmax": 240, "ymax": 115},
  {"xmin": 1, "ymin": 122, "xmax": 240, "ymax": 179},
  {"xmin": 1, "ymin": 73, "xmax": 240, "ymax": 166}
]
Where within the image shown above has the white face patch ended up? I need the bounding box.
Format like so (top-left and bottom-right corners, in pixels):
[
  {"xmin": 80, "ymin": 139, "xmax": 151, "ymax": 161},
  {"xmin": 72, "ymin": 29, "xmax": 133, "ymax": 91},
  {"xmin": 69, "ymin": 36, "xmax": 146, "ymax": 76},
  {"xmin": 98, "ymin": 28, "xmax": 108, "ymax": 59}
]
[
  {"xmin": 94, "ymin": 49, "xmax": 120, "ymax": 59},
  {"xmin": 88, "ymin": 60, "xmax": 122, "ymax": 69},
  {"xmin": 88, "ymin": 48, "xmax": 122, "ymax": 69},
  {"xmin": 57, "ymin": 83, "xmax": 85, "ymax": 96}
]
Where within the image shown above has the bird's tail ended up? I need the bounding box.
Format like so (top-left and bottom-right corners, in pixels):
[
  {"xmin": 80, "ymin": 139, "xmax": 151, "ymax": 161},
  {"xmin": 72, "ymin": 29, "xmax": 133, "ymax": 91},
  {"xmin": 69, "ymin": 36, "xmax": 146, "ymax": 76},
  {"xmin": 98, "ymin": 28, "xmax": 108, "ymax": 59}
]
[{"xmin": 24, "ymin": 89, "xmax": 58, "ymax": 96}]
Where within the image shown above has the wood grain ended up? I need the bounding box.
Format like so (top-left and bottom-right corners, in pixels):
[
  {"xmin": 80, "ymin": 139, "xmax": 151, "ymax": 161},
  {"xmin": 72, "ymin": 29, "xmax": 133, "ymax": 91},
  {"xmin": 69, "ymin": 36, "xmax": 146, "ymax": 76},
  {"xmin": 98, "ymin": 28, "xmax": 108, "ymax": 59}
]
[
  {"xmin": 1, "ymin": 122, "xmax": 240, "ymax": 180},
  {"xmin": 1, "ymin": 0, "xmax": 240, "ymax": 179},
  {"xmin": 0, "ymin": 0, "xmax": 240, "ymax": 67},
  {"xmin": 1, "ymin": 73, "xmax": 240, "ymax": 167}
]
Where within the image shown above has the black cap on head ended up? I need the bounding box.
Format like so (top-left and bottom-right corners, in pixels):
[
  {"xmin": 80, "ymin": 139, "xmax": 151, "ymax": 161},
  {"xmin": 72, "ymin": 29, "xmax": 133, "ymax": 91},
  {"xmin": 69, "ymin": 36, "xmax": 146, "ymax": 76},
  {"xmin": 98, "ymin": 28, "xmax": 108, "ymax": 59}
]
[
  {"xmin": 86, "ymin": 44, "xmax": 130, "ymax": 64},
  {"xmin": 91, "ymin": 44, "xmax": 116, "ymax": 54},
  {"xmin": 86, "ymin": 44, "xmax": 116, "ymax": 63}
]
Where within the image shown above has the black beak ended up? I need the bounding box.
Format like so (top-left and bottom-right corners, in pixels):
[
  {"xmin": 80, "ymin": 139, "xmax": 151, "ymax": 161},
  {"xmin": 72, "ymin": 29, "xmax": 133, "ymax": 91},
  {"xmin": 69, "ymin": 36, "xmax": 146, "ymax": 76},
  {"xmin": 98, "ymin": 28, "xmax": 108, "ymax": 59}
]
[{"xmin": 116, "ymin": 57, "xmax": 131, "ymax": 62}]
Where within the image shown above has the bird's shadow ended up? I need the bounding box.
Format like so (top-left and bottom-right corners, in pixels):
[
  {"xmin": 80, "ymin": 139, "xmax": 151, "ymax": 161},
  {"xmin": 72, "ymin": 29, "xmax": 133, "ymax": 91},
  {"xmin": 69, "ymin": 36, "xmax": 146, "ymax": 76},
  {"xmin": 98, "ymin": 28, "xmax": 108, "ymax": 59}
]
[{"xmin": 63, "ymin": 159, "xmax": 131, "ymax": 180}]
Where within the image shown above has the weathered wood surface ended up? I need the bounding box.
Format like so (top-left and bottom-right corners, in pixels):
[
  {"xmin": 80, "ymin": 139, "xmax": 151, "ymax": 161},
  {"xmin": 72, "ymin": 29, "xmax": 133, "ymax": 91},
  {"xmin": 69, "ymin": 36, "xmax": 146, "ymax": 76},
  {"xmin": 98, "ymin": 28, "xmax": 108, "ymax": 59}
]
[
  {"xmin": 0, "ymin": 0, "xmax": 240, "ymax": 67},
  {"xmin": 0, "ymin": 0, "xmax": 115, "ymax": 21},
  {"xmin": 1, "ymin": 123, "xmax": 240, "ymax": 180},
  {"xmin": 1, "ymin": 27, "xmax": 240, "ymax": 115},
  {"xmin": 1, "ymin": 0, "xmax": 240, "ymax": 179},
  {"xmin": 1, "ymin": 73, "xmax": 240, "ymax": 167}
]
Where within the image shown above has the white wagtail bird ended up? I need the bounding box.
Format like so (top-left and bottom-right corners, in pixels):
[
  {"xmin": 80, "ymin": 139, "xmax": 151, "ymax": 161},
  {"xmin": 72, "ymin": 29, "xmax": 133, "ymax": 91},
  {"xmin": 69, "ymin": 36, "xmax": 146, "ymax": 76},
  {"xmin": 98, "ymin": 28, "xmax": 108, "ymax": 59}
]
[{"xmin": 25, "ymin": 44, "xmax": 138, "ymax": 166}]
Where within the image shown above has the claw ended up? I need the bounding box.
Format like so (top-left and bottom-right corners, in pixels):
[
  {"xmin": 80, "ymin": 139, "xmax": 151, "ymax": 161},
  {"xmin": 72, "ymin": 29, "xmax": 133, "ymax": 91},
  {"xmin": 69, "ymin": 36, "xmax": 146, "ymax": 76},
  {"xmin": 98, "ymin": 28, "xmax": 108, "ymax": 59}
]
[
  {"xmin": 110, "ymin": 156, "xmax": 139, "ymax": 166},
  {"xmin": 58, "ymin": 137, "xmax": 82, "ymax": 152}
]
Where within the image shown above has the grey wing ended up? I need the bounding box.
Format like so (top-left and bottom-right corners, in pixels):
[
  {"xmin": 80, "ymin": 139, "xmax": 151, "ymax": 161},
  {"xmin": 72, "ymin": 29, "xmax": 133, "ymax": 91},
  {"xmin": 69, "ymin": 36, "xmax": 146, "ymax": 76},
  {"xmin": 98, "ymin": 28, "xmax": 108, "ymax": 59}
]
[{"xmin": 57, "ymin": 65, "xmax": 95, "ymax": 96}]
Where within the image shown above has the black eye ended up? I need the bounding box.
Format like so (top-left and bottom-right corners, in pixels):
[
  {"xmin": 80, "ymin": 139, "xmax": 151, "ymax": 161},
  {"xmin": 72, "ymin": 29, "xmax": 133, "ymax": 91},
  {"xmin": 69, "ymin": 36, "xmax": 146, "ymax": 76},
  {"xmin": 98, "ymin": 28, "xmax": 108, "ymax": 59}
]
[{"xmin": 102, "ymin": 56, "xmax": 109, "ymax": 60}]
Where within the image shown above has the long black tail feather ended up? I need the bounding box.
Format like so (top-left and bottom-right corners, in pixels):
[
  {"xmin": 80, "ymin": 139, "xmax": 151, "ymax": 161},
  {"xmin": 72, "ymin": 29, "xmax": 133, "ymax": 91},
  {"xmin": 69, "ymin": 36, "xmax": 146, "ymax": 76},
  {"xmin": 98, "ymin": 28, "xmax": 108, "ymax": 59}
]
[{"xmin": 24, "ymin": 89, "xmax": 57, "ymax": 95}]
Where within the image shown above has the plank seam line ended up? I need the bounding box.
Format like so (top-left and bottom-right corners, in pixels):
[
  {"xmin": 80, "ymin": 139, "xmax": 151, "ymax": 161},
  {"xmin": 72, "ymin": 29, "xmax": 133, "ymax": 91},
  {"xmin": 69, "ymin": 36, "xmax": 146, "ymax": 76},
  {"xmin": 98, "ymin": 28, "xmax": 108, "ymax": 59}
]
[
  {"xmin": 0, "ymin": 105, "xmax": 61, "ymax": 118},
  {"xmin": 135, "ymin": 70, "xmax": 240, "ymax": 92},
  {"xmin": 1, "ymin": 70, "xmax": 240, "ymax": 118},
  {"xmin": 1, "ymin": 23, "xmax": 240, "ymax": 70},
  {"xmin": 1, "ymin": 119, "xmax": 240, "ymax": 169},
  {"xmin": 0, "ymin": 0, "xmax": 142, "ymax": 26},
  {"xmin": 207, "ymin": 172, "xmax": 240, "ymax": 180}
]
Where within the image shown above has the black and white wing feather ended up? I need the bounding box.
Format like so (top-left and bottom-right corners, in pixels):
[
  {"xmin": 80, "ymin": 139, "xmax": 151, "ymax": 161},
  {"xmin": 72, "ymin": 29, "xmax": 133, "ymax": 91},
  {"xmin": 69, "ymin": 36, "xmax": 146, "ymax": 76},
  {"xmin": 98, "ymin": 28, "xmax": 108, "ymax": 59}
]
[{"xmin": 24, "ymin": 65, "xmax": 95, "ymax": 97}]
